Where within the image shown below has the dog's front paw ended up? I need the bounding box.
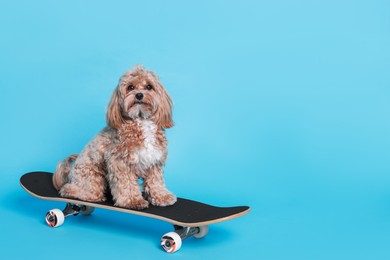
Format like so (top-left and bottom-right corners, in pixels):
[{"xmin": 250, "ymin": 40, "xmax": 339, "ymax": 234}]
[
  {"xmin": 132, "ymin": 198, "xmax": 150, "ymax": 209},
  {"xmin": 148, "ymin": 191, "xmax": 177, "ymax": 207},
  {"xmin": 115, "ymin": 197, "xmax": 149, "ymax": 210}
]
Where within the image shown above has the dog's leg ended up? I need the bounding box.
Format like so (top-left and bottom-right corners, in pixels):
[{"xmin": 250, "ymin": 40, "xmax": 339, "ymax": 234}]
[
  {"xmin": 106, "ymin": 159, "xmax": 149, "ymax": 209},
  {"xmin": 143, "ymin": 165, "xmax": 177, "ymax": 207},
  {"xmin": 60, "ymin": 167, "xmax": 107, "ymax": 202}
]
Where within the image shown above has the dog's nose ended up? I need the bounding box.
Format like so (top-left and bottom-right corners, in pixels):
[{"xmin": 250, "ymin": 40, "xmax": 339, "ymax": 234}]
[{"xmin": 135, "ymin": 93, "xmax": 144, "ymax": 101}]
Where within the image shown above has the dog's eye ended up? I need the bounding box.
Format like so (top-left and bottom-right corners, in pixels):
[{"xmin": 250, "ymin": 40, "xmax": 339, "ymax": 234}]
[
  {"xmin": 128, "ymin": 84, "xmax": 135, "ymax": 91},
  {"xmin": 146, "ymin": 84, "xmax": 153, "ymax": 91}
]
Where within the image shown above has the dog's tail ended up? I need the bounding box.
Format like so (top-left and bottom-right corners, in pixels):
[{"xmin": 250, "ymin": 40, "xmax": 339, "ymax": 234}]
[{"xmin": 52, "ymin": 154, "xmax": 78, "ymax": 190}]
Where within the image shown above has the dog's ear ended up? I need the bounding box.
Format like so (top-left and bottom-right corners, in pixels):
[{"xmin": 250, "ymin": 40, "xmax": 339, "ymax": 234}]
[
  {"xmin": 154, "ymin": 81, "xmax": 174, "ymax": 129},
  {"xmin": 106, "ymin": 88, "xmax": 125, "ymax": 129}
]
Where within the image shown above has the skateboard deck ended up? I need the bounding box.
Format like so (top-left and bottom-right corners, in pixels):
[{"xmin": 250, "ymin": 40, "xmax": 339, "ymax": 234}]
[{"xmin": 20, "ymin": 171, "xmax": 250, "ymax": 253}]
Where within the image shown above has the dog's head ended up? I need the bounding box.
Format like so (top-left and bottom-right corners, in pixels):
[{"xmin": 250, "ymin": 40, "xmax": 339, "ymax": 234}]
[{"xmin": 106, "ymin": 65, "xmax": 173, "ymax": 129}]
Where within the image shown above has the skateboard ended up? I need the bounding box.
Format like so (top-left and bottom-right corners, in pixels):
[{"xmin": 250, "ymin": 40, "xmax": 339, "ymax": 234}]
[{"xmin": 20, "ymin": 172, "xmax": 250, "ymax": 253}]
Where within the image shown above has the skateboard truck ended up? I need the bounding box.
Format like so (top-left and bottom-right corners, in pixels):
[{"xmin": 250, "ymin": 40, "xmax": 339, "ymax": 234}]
[
  {"xmin": 161, "ymin": 225, "xmax": 209, "ymax": 253},
  {"xmin": 45, "ymin": 203, "xmax": 95, "ymax": 227}
]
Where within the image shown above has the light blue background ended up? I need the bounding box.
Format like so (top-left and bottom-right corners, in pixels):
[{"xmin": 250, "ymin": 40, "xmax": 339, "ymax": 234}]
[{"xmin": 1, "ymin": 0, "xmax": 389, "ymax": 259}]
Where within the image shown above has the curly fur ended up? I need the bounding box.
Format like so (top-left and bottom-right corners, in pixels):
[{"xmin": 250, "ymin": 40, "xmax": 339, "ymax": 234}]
[{"xmin": 52, "ymin": 65, "xmax": 176, "ymax": 209}]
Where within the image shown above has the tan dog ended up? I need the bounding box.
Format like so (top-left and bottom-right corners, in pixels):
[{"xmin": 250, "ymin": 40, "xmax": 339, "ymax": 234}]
[{"xmin": 52, "ymin": 65, "xmax": 177, "ymax": 209}]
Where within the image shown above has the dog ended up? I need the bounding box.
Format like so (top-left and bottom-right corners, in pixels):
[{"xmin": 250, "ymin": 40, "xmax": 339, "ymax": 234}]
[{"xmin": 52, "ymin": 65, "xmax": 177, "ymax": 209}]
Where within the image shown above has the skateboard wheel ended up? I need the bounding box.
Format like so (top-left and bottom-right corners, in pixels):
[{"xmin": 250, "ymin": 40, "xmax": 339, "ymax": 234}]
[
  {"xmin": 80, "ymin": 206, "xmax": 95, "ymax": 216},
  {"xmin": 45, "ymin": 209, "xmax": 64, "ymax": 227},
  {"xmin": 194, "ymin": 225, "xmax": 209, "ymax": 238},
  {"xmin": 161, "ymin": 232, "xmax": 182, "ymax": 253}
]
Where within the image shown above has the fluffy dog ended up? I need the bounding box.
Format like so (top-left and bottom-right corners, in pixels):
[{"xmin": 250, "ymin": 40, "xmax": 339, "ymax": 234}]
[{"xmin": 52, "ymin": 65, "xmax": 177, "ymax": 209}]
